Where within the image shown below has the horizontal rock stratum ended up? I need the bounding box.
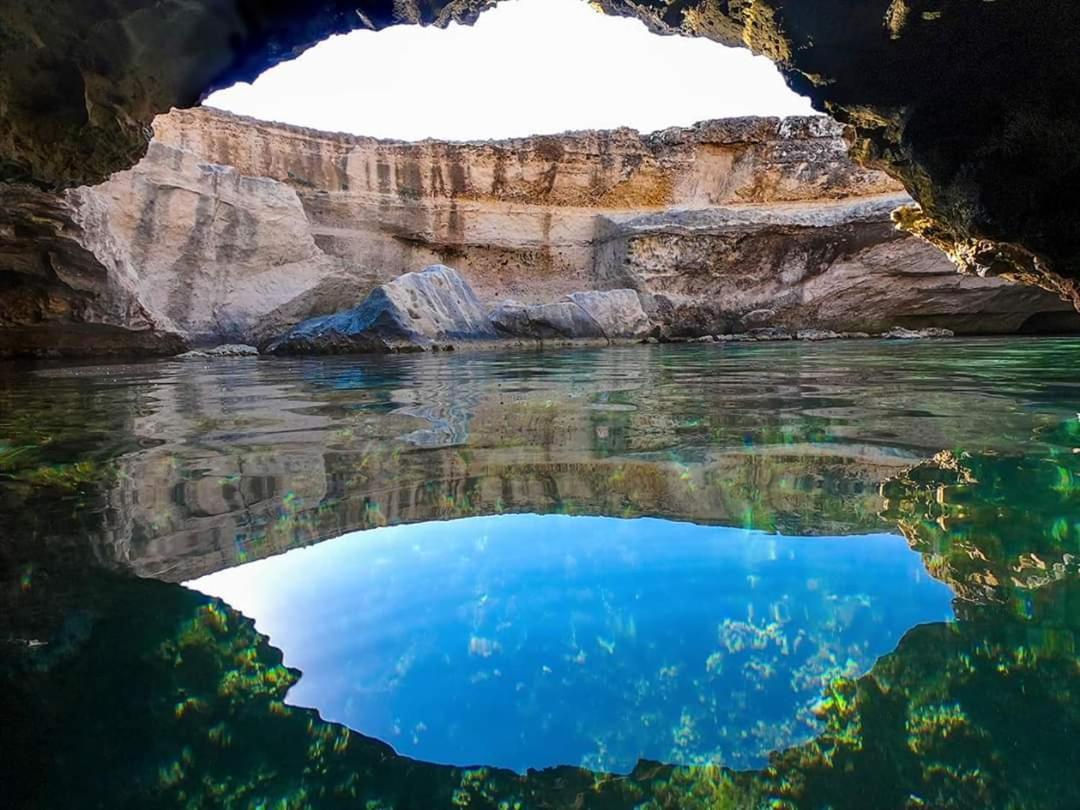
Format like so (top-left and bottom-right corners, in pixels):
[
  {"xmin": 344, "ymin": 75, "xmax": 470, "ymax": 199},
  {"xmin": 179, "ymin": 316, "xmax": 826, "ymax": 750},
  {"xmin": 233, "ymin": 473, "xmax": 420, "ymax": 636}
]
[{"xmin": 0, "ymin": 107, "xmax": 1077, "ymax": 356}]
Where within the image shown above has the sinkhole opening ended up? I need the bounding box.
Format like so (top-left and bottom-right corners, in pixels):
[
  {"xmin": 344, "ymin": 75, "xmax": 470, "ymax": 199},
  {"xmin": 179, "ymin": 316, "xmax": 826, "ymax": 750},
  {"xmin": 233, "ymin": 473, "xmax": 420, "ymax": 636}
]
[
  {"xmin": 187, "ymin": 514, "xmax": 953, "ymax": 774},
  {"xmin": 204, "ymin": 0, "xmax": 816, "ymax": 141}
]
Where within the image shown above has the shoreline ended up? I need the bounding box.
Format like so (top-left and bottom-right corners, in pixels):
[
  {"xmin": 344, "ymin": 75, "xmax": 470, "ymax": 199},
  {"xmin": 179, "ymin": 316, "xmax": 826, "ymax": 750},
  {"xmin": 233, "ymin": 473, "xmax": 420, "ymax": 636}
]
[{"xmin": 9, "ymin": 332, "xmax": 1080, "ymax": 371}]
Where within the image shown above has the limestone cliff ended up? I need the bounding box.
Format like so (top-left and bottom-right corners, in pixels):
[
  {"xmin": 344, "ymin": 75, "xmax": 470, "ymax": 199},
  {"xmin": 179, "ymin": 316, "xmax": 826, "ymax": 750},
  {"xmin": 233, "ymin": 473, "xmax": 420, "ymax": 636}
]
[{"xmin": 1, "ymin": 107, "xmax": 1076, "ymax": 355}]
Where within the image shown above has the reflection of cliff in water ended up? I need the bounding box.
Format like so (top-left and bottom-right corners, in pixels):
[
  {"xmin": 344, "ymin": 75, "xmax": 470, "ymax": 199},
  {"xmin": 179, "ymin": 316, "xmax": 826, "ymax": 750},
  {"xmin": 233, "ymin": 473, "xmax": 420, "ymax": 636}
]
[
  {"xmin": 3, "ymin": 341, "xmax": 1077, "ymax": 589},
  {"xmin": 14, "ymin": 348, "xmax": 921, "ymax": 582}
]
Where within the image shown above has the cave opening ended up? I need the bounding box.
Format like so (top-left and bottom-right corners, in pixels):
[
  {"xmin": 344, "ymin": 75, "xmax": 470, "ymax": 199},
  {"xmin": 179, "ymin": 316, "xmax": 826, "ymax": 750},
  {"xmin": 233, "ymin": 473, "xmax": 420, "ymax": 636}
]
[
  {"xmin": 5, "ymin": 0, "xmax": 1079, "ymax": 358},
  {"xmin": 6, "ymin": 3, "xmax": 1080, "ymax": 806},
  {"xmin": 204, "ymin": 0, "xmax": 815, "ymax": 141}
]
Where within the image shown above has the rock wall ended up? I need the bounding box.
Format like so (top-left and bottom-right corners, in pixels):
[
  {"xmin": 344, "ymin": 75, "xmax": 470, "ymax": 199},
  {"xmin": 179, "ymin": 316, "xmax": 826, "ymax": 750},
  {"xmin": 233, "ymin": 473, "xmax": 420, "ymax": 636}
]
[{"xmin": 1, "ymin": 107, "xmax": 1076, "ymax": 355}]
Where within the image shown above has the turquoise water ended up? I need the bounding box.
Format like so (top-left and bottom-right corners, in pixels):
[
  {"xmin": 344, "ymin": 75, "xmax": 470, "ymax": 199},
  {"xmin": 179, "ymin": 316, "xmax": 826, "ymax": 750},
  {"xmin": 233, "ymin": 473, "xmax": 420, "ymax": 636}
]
[{"xmin": 2, "ymin": 338, "xmax": 1080, "ymax": 808}]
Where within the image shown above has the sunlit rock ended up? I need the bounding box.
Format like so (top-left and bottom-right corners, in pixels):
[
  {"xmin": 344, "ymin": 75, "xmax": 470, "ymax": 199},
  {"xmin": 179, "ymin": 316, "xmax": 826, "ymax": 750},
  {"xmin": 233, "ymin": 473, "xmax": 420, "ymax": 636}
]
[{"xmin": 491, "ymin": 289, "xmax": 652, "ymax": 341}]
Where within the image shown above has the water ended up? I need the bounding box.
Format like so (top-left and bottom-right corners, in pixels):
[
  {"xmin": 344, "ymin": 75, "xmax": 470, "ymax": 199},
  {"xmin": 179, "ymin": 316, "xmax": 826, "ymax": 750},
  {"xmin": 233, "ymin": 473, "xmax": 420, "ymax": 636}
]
[
  {"xmin": 188, "ymin": 516, "xmax": 952, "ymax": 773},
  {"xmin": 2, "ymin": 338, "xmax": 1079, "ymax": 808}
]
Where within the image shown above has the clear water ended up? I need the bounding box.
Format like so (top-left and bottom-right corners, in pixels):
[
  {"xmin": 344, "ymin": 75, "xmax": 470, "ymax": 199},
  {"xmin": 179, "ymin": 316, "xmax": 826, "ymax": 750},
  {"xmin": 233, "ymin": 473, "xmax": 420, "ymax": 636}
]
[{"xmin": 2, "ymin": 338, "xmax": 1080, "ymax": 809}]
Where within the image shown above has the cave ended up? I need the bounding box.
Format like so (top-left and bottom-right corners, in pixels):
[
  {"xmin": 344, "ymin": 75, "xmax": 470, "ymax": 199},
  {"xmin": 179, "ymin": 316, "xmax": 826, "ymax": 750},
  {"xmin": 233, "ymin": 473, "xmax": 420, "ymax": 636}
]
[{"xmin": 4, "ymin": 3, "xmax": 1080, "ymax": 809}]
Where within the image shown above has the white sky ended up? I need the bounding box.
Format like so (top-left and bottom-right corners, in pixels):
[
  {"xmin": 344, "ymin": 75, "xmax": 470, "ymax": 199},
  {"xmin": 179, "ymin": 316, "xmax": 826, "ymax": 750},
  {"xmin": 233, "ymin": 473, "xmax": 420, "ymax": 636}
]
[{"xmin": 205, "ymin": 0, "xmax": 816, "ymax": 141}]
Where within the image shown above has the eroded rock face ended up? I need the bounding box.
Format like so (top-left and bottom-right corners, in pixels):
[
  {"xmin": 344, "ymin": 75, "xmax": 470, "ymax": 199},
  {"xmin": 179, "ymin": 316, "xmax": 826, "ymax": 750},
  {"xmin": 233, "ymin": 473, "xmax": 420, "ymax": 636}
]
[
  {"xmin": 2, "ymin": 107, "xmax": 1076, "ymax": 355},
  {"xmin": 594, "ymin": 0, "xmax": 1080, "ymax": 306},
  {"xmin": 1, "ymin": 0, "xmax": 1078, "ymax": 307},
  {"xmin": 601, "ymin": 196, "xmax": 1079, "ymax": 337},
  {"xmin": 0, "ymin": 184, "xmax": 186, "ymax": 357}
]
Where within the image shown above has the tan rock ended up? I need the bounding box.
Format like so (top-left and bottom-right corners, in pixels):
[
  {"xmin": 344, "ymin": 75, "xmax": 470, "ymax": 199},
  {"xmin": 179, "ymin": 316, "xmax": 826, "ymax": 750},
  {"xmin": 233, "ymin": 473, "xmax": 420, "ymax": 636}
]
[{"xmin": 2, "ymin": 107, "xmax": 1077, "ymax": 355}]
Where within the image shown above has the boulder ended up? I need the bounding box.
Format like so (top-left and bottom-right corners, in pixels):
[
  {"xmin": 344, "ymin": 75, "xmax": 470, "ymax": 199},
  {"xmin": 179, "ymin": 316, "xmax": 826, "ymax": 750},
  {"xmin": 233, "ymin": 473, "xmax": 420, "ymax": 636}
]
[
  {"xmin": 566, "ymin": 290, "xmax": 653, "ymax": 339},
  {"xmin": 490, "ymin": 301, "xmax": 605, "ymax": 341},
  {"xmin": 268, "ymin": 265, "xmax": 496, "ymax": 355},
  {"xmin": 796, "ymin": 330, "xmax": 843, "ymax": 341},
  {"xmin": 491, "ymin": 289, "xmax": 652, "ymax": 341},
  {"xmin": 740, "ymin": 309, "xmax": 778, "ymax": 329}
]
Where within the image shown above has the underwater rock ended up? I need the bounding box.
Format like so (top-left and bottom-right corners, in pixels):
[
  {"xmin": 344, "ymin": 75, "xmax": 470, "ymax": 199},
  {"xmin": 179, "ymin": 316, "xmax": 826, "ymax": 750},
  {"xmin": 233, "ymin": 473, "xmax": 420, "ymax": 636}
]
[
  {"xmin": 882, "ymin": 327, "xmax": 955, "ymax": 339},
  {"xmin": 268, "ymin": 265, "xmax": 496, "ymax": 354},
  {"xmin": 176, "ymin": 344, "xmax": 260, "ymax": 358},
  {"xmin": 882, "ymin": 444, "xmax": 1080, "ymax": 606}
]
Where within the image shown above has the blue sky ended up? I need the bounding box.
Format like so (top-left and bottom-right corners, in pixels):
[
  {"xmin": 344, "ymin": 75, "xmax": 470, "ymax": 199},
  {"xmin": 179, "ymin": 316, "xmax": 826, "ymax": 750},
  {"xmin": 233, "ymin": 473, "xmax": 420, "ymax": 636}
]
[{"xmin": 188, "ymin": 514, "xmax": 951, "ymax": 772}]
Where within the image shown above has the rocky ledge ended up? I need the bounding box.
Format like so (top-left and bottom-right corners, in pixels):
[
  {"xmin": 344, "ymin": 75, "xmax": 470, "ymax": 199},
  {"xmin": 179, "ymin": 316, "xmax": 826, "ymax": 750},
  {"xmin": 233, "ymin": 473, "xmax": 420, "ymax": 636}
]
[
  {"xmin": 268, "ymin": 266, "xmax": 657, "ymax": 354},
  {"xmin": 265, "ymin": 263, "xmax": 966, "ymax": 356},
  {"xmin": 1, "ymin": 108, "xmax": 1077, "ymax": 357}
]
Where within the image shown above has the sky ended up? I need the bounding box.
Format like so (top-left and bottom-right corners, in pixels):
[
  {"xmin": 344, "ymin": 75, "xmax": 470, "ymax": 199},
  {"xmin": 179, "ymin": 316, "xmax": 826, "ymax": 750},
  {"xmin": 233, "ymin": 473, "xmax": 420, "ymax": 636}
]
[
  {"xmin": 205, "ymin": 0, "xmax": 816, "ymax": 141},
  {"xmin": 187, "ymin": 514, "xmax": 951, "ymax": 773}
]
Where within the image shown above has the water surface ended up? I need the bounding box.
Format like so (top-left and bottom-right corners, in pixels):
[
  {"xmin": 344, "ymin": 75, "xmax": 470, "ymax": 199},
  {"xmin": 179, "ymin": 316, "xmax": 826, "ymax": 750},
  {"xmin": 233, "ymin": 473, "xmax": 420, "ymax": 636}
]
[{"xmin": 2, "ymin": 338, "xmax": 1079, "ymax": 809}]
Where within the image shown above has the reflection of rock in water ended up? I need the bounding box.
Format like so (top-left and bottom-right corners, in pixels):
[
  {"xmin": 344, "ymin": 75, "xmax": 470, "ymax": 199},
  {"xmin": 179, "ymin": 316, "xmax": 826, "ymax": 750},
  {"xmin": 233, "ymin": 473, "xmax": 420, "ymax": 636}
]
[
  {"xmin": 3, "ymin": 344, "xmax": 1080, "ymax": 806},
  {"xmin": 2, "ymin": 563, "xmax": 742, "ymax": 809},
  {"xmin": 393, "ymin": 403, "xmax": 475, "ymax": 447},
  {"xmin": 1, "ymin": 570, "xmax": 497, "ymax": 808},
  {"xmin": 18, "ymin": 340, "xmax": 1071, "ymax": 586},
  {"xmin": 756, "ymin": 578, "xmax": 1080, "ymax": 809}
]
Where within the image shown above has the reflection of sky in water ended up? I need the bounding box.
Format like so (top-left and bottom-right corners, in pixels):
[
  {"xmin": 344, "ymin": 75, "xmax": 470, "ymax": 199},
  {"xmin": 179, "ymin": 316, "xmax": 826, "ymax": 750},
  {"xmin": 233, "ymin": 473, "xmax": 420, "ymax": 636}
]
[{"xmin": 187, "ymin": 515, "xmax": 954, "ymax": 773}]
